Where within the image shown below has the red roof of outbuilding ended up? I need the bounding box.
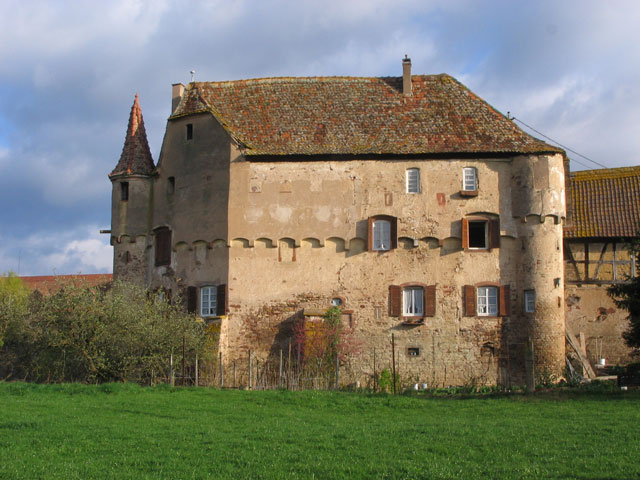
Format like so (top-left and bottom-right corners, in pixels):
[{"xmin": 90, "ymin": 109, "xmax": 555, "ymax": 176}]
[
  {"xmin": 19, "ymin": 274, "xmax": 113, "ymax": 295},
  {"xmin": 170, "ymin": 75, "xmax": 562, "ymax": 156},
  {"xmin": 565, "ymin": 166, "xmax": 640, "ymax": 239}
]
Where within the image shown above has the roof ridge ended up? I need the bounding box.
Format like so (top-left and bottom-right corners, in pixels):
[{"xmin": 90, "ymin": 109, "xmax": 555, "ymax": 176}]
[
  {"xmin": 571, "ymin": 166, "xmax": 640, "ymax": 180},
  {"xmin": 193, "ymin": 73, "xmax": 449, "ymax": 87}
]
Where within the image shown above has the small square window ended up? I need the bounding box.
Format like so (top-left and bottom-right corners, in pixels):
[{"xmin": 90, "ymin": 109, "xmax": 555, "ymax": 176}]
[
  {"xmin": 463, "ymin": 167, "xmax": 477, "ymax": 191},
  {"xmin": 408, "ymin": 347, "xmax": 420, "ymax": 357},
  {"xmin": 406, "ymin": 168, "xmax": 420, "ymax": 194},
  {"xmin": 524, "ymin": 290, "xmax": 535, "ymax": 313},
  {"xmin": 186, "ymin": 123, "xmax": 193, "ymax": 140}
]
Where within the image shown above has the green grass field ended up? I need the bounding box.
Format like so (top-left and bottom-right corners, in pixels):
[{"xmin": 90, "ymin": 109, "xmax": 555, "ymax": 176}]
[{"xmin": 0, "ymin": 383, "xmax": 638, "ymax": 479}]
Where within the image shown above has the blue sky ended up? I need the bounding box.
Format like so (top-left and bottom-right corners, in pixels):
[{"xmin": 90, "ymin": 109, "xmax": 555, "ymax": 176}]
[{"xmin": 1, "ymin": 0, "xmax": 639, "ymax": 276}]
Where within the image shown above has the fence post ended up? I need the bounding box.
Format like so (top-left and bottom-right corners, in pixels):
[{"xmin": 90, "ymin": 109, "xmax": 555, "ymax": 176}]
[
  {"xmin": 373, "ymin": 347, "xmax": 377, "ymax": 392},
  {"xmin": 182, "ymin": 335, "xmax": 186, "ymax": 386},
  {"xmin": 287, "ymin": 340, "xmax": 292, "ymax": 390},
  {"xmin": 219, "ymin": 352, "xmax": 224, "ymax": 388},
  {"xmin": 335, "ymin": 352, "xmax": 339, "ymax": 390},
  {"xmin": 195, "ymin": 354, "xmax": 199, "ymax": 387},
  {"xmin": 248, "ymin": 350, "xmax": 252, "ymax": 389},
  {"xmin": 279, "ymin": 348, "xmax": 283, "ymax": 389},
  {"xmin": 170, "ymin": 353, "xmax": 175, "ymax": 387},
  {"xmin": 391, "ymin": 333, "xmax": 397, "ymax": 395},
  {"xmin": 233, "ymin": 361, "xmax": 237, "ymax": 389}
]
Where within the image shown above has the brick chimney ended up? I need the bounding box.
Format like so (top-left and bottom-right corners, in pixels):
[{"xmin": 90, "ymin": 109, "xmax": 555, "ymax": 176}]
[
  {"xmin": 171, "ymin": 83, "xmax": 185, "ymax": 114},
  {"xmin": 402, "ymin": 55, "xmax": 412, "ymax": 96}
]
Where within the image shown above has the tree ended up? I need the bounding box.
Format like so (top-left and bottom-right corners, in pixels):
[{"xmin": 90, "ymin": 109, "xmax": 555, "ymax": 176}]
[
  {"xmin": 0, "ymin": 272, "xmax": 29, "ymax": 349},
  {"xmin": 608, "ymin": 238, "xmax": 640, "ymax": 352}
]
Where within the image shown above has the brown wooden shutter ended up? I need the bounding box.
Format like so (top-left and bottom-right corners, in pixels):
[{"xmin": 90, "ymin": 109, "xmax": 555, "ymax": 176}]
[
  {"xmin": 463, "ymin": 285, "xmax": 476, "ymax": 316},
  {"xmin": 424, "ymin": 285, "xmax": 436, "ymax": 317},
  {"xmin": 489, "ymin": 219, "xmax": 500, "ymax": 249},
  {"xmin": 216, "ymin": 284, "xmax": 227, "ymax": 316},
  {"xmin": 389, "ymin": 285, "xmax": 401, "ymax": 317},
  {"xmin": 187, "ymin": 286, "xmax": 197, "ymax": 314},
  {"xmin": 390, "ymin": 217, "xmax": 398, "ymax": 250},
  {"xmin": 499, "ymin": 285, "xmax": 511, "ymax": 316},
  {"xmin": 461, "ymin": 218, "xmax": 469, "ymax": 250},
  {"xmin": 367, "ymin": 217, "xmax": 374, "ymax": 251},
  {"xmin": 155, "ymin": 228, "xmax": 172, "ymax": 266}
]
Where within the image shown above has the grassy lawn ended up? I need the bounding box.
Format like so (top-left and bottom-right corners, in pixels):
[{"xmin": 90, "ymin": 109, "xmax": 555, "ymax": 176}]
[{"xmin": 0, "ymin": 383, "xmax": 638, "ymax": 479}]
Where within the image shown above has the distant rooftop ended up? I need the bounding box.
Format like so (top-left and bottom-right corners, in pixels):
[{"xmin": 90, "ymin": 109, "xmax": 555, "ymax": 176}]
[
  {"xmin": 565, "ymin": 166, "xmax": 640, "ymax": 239},
  {"xmin": 19, "ymin": 274, "xmax": 113, "ymax": 295}
]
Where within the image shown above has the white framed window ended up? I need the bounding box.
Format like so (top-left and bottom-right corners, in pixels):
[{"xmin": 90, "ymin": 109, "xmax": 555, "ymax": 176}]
[
  {"xmin": 477, "ymin": 286, "xmax": 498, "ymax": 316},
  {"xmin": 372, "ymin": 219, "xmax": 391, "ymax": 251},
  {"xmin": 403, "ymin": 286, "xmax": 425, "ymax": 316},
  {"xmin": 200, "ymin": 286, "xmax": 217, "ymax": 317},
  {"xmin": 406, "ymin": 168, "xmax": 420, "ymax": 194},
  {"xmin": 463, "ymin": 167, "xmax": 477, "ymax": 191},
  {"xmin": 524, "ymin": 290, "xmax": 535, "ymax": 313}
]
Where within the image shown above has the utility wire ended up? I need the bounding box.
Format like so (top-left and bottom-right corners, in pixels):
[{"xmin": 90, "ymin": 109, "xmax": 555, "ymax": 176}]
[{"xmin": 511, "ymin": 117, "xmax": 608, "ymax": 169}]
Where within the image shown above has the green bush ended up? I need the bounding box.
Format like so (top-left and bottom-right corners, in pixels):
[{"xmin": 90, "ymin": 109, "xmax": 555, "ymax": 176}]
[{"xmin": 0, "ymin": 279, "xmax": 210, "ymax": 384}]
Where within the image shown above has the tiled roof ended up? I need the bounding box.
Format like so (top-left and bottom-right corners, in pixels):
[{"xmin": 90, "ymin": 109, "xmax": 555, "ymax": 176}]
[
  {"xmin": 110, "ymin": 94, "xmax": 155, "ymax": 177},
  {"xmin": 19, "ymin": 274, "xmax": 113, "ymax": 295},
  {"xmin": 170, "ymin": 75, "xmax": 562, "ymax": 156},
  {"xmin": 565, "ymin": 166, "xmax": 640, "ymax": 238}
]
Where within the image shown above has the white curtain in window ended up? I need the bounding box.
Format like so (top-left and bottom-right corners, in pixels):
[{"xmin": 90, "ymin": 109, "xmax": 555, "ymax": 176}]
[
  {"xmin": 477, "ymin": 286, "xmax": 497, "ymax": 315},
  {"xmin": 373, "ymin": 220, "xmax": 391, "ymax": 250},
  {"xmin": 403, "ymin": 287, "xmax": 424, "ymax": 316}
]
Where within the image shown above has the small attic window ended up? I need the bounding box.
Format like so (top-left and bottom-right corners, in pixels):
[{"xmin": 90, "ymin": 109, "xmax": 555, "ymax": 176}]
[
  {"xmin": 168, "ymin": 177, "xmax": 175, "ymax": 194},
  {"xmin": 186, "ymin": 124, "xmax": 193, "ymax": 140},
  {"xmin": 120, "ymin": 182, "xmax": 129, "ymax": 201}
]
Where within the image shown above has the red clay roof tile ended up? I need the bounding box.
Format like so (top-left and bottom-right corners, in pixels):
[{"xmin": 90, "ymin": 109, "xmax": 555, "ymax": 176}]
[
  {"xmin": 170, "ymin": 75, "xmax": 562, "ymax": 156},
  {"xmin": 565, "ymin": 166, "xmax": 640, "ymax": 239},
  {"xmin": 110, "ymin": 94, "xmax": 155, "ymax": 177}
]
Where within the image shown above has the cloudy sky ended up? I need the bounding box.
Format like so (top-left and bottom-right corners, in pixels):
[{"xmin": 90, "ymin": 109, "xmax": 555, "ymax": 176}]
[{"xmin": 1, "ymin": 0, "xmax": 638, "ymax": 276}]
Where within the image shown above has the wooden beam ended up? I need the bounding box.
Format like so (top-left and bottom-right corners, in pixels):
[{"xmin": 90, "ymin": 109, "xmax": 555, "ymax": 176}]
[{"xmin": 566, "ymin": 329, "xmax": 596, "ymax": 379}]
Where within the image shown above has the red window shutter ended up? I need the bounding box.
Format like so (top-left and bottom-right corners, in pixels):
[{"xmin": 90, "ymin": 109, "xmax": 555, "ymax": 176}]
[
  {"xmin": 216, "ymin": 284, "xmax": 227, "ymax": 316},
  {"xmin": 499, "ymin": 285, "xmax": 511, "ymax": 316},
  {"xmin": 389, "ymin": 285, "xmax": 401, "ymax": 317},
  {"xmin": 489, "ymin": 219, "xmax": 500, "ymax": 249},
  {"xmin": 390, "ymin": 217, "xmax": 398, "ymax": 250},
  {"xmin": 461, "ymin": 219, "xmax": 469, "ymax": 250},
  {"xmin": 367, "ymin": 217, "xmax": 374, "ymax": 251},
  {"xmin": 424, "ymin": 285, "xmax": 436, "ymax": 317},
  {"xmin": 187, "ymin": 286, "xmax": 197, "ymax": 314},
  {"xmin": 463, "ymin": 285, "xmax": 476, "ymax": 316}
]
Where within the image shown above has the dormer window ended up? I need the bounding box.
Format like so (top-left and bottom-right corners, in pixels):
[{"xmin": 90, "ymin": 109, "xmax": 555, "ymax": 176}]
[{"xmin": 406, "ymin": 168, "xmax": 420, "ymax": 194}]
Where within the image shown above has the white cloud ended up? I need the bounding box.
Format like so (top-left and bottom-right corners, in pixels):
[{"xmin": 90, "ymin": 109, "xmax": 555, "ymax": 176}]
[{"xmin": 1, "ymin": 226, "xmax": 112, "ymax": 276}]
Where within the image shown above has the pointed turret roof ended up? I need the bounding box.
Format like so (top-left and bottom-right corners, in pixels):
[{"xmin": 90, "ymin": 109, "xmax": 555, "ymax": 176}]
[{"xmin": 110, "ymin": 94, "xmax": 155, "ymax": 177}]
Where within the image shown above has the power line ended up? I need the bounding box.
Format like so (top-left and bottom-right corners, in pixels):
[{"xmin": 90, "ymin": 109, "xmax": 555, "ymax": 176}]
[{"xmin": 511, "ymin": 117, "xmax": 608, "ymax": 169}]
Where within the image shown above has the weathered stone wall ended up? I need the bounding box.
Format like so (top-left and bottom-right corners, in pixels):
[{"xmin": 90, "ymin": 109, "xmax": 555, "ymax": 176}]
[
  {"xmin": 219, "ymin": 153, "xmax": 566, "ymax": 386},
  {"xmin": 110, "ymin": 107, "xmax": 568, "ymax": 386},
  {"xmin": 566, "ymin": 285, "xmax": 634, "ymax": 366}
]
